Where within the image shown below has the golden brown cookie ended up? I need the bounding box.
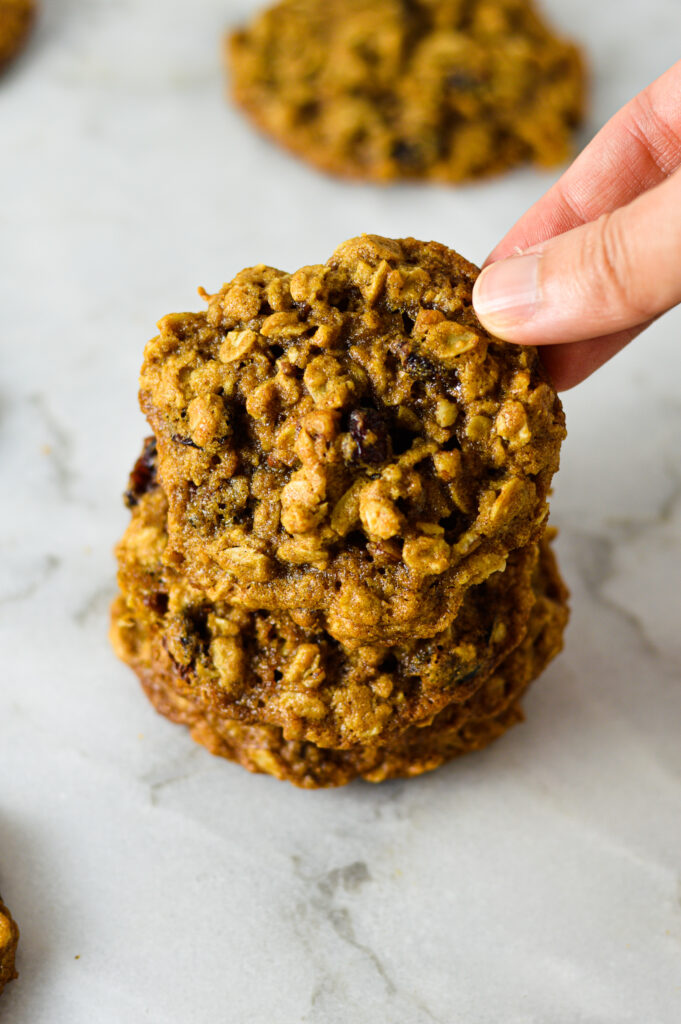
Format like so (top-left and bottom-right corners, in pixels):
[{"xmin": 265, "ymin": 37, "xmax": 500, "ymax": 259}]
[
  {"xmin": 0, "ymin": 0, "xmax": 35, "ymax": 70},
  {"xmin": 227, "ymin": 0, "xmax": 585, "ymax": 183},
  {"xmin": 140, "ymin": 235, "xmax": 565, "ymax": 647},
  {"xmin": 113, "ymin": 463, "xmax": 540, "ymax": 747},
  {"xmin": 111, "ymin": 533, "xmax": 568, "ymax": 788},
  {"xmin": 0, "ymin": 895, "xmax": 19, "ymax": 997}
]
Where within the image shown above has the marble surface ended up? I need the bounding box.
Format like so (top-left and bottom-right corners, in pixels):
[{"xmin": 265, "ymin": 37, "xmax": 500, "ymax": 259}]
[{"xmin": 2, "ymin": 1, "xmax": 681, "ymax": 1020}]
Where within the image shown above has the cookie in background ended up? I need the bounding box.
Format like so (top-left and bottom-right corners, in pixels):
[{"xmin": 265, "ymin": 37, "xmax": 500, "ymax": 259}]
[{"xmin": 227, "ymin": 0, "xmax": 585, "ymax": 182}]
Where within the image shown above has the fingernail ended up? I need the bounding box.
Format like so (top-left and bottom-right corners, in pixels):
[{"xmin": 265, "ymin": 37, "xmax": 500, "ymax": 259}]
[{"xmin": 473, "ymin": 252, "xmax": 542, "ymax": 331}]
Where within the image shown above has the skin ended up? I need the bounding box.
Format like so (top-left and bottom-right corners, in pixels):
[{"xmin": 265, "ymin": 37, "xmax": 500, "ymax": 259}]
[{"xmin": 472, "ymin": 59, "xmax": 681, "ymax": 390}]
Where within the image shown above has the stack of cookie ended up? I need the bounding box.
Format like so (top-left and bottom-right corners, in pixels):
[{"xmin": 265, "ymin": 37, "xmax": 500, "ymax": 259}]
[{"xmin": 111, "ymin": 235, "xmax": 569, "ymax": 787}]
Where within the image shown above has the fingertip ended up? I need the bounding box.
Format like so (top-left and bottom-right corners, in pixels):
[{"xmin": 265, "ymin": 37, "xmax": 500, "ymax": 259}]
[
  {"xmin": 480, "ymin": 242, "xmax": 522, "ymax": 269},
  {"xmin": 472, "ymin": 254, "xmax": 541, "ymax": 340}
]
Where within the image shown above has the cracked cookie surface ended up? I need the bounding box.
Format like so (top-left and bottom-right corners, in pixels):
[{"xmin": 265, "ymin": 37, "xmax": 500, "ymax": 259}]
[
  {"xmin": 0, "ymin": 0, "xmax": 35, "ymax": 70},
  {"xmin": 227, "ymin": 0, "xmax": 585, "ymax": 183},
  {"xmin": 112, "ymin": 526, "xmax": 568, "ymax": 788},
  {"xmin": 140, "ymin": 235, "xmax": 565, "ymax": 646},
  {"xmin": 0, "ymin": 895, "xmax": 19, "ymax": 997},
  {"xmin": 113, "ymin": 463, "xmax": 542, "ymax": 748}
]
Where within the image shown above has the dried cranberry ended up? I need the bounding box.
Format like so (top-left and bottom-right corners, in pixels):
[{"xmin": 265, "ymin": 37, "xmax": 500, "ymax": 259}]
[
  {"xmin": 349, "ymin": 409, "xmax": 389, "ymax": 464},
  {"xmin": 124, "ymin": 437, "xmax": 157, "ymax": 508},
  {"xmin": 171, "ymin": 433, "xmax": 201, "ymax": 449},
  {"xmin": 446, "ymin": 69, "xmax": 482, "ymax": 92},
  {"xmin": 391, "ymin": 140, "xmax": 423, "ymax": 168}
]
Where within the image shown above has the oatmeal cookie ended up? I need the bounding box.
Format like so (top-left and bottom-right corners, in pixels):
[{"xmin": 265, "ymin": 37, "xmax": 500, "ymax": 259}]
[
  {"xmin": 113, "ymin": 461, "xmax": 539, "ymax": 747},
  {"xmin": 111, "ymin": 533, "xmax": 568, "ymax": 788},
  {"xmin": 227, "ymin": 0, "xmax": 585, "ymax": 183},
  {"xmin": 0, "ymin": 894, "xmax": 18, "ymax": 996},
  {"xmin": 140, "ymin": 235, "xmax": 565, "ymax": 646},
  {"xmin": 0, "ymin": 0, "xmax": 35, "ymax": 70}
]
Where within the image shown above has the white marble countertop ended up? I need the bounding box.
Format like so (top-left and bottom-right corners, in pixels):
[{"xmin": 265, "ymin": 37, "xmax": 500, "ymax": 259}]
[{"xmin": 2, "ymin": 1, "xmax": 681, "ymax": 1021}]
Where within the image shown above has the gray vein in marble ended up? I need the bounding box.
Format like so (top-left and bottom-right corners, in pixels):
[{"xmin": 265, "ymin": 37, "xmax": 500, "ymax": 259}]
[
  {"xmin": 73, "ymin": 582, "xmax": 117, "ymax": 626},
  {"xmin": 29, "ymin": 393, "xmax": 77, "ymax": 500},
  {"xmin": 317, "ymin": 861, "xmax": 372, "ymax": 898},
  {"xmin": 0, "ymin": 553, "xmax": 60, "ymax": 606},
  {"xmin": 564, "ymin": 463, "xmax": 681, "ymax": 673},
  {"xmin": 140, "ymin": 749, "xmax": 206, "ymax": 807},
  {"xmin": 316, "ymin": 862, "xmax": 397, "ymax": 998},
  {"xmin": 513, "ymin": 759, "xmax": 678, "ymax": 882},
  {"xmin": 566, "ymin": 528, "xmax": 659, "ymax": 659},
  {"xmin": 148, "ymin": 771, "xmax": 203, "ymax": 807},
  {"xmin": 333, "ymin": 780, "xmax": 412, "ymax": 832},
  {"xmin": 605, "ymin": 467, "xmax": 681, "ymax": 539},
  {"xmin": 294, "ymin": 857, "xmax": 445, "ymax": 1024}
]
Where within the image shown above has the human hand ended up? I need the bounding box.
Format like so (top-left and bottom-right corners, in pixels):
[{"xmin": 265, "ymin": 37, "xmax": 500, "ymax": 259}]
[{"xmin": 472, "ymin": 60, "xmax": 681, "ymax": 390}]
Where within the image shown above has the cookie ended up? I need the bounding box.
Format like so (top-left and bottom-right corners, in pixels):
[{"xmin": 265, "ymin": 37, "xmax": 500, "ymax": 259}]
[
  {"xmin": 111, "ymin": 533, "xmax": 568, "ymax": 788},
  {"xmin": 0, "ymin": 895, "xmax": 18, "ymax": 997},
  {"xmin": 113, "ymin": 466, "xmax": 539, "ymax": 747},
  {"xmin": 0, "ymin": 0, "xmax": 35, "ymax": 70},
  {"xmin": 140, "ymin": 235, "xmax": 565, "ymax": 647},
  {"xmin": 227, "ymin": 0, "xmax": 585, "ymax": 183}
]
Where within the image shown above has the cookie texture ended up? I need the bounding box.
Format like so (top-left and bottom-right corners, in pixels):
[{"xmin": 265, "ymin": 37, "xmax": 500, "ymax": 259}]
[
  {"xmin": 0, "ymin": 0, "xmax": 35, "ymax": 70},
  {"xmin": 115, "ymin": 234, "xmax": 569, "ymax": 787},
  {"xmin": 0, "ymin": 895, "xmax": 19, "ymax": 997},
  {"xmin": 140, "ymin": 235, "xmax": 565, "ymax": 646},
  {"xmin": 227, "ymin": 0, "xmax": 585, "ymax": 183},
  {"xmin": 114, "ymin": 471, "xmax": 539, "ymax": 747},
  {"xmin": 111, "ymin": 502, "xmax": 568, "ymax": 788}
]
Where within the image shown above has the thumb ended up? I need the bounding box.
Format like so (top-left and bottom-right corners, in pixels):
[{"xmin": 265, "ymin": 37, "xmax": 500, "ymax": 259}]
[{"xmin": 472, "ymin": 166, "xmax": 681, "ymax": 345}]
